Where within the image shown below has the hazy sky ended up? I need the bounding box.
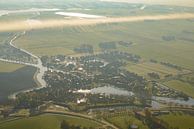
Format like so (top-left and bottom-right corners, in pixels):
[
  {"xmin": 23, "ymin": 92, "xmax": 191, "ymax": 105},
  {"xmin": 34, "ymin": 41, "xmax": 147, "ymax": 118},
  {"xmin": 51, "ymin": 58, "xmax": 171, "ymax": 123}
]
[
  {"xmin": 101, "ymin": 0, "xmax": 194, "ymax": 7},
  {"xmin": 0, "ymin": 0, "xmax": 194, "ymax": 7}
]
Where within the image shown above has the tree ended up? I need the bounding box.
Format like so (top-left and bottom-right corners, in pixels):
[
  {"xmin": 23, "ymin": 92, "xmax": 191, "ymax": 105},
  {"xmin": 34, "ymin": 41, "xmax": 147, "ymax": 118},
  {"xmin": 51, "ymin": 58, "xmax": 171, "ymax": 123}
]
[
  {"xmin": 61, "ymin": 120, "xmax": 70, "ymax": 129},
  {"xmin": 145, "ymin": 108, "xmax": 152, "ymax": 123}
]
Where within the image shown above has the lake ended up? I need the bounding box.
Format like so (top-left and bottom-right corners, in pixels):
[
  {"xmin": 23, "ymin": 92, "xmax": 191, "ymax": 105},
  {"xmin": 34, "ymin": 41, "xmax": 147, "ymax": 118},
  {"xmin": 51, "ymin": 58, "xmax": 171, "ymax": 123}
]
[{"xmin": 75, "ymin": 86, "xmax": 134, "ymax": 96}]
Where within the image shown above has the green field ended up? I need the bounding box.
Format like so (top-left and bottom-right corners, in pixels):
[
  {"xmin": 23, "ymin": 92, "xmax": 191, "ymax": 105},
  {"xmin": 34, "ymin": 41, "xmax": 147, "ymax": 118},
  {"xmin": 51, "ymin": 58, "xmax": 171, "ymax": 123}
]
[
  {"xmin": 159, "ymin": 112, "xmax": 194, "ymax": 129},
  {"xmin": 15, "ymin": 19, "xmax": 194, "ymax": 70},
  {"xmin": 0, "ymin": 114, "xmax": 102, "ymax": 129},
  {"xmin": 125, "ymin": 62, "xmax": 184, "ymax": 79},
  {"xmin": 164, "ymin": 80, "xmax": 194, "ymax": 98},
  {"xmin": 179, "ymin": 73, "xmax": 194, "ymax": 85},
  {"xmin": 0, "ymin": 61, "xmax": 24, "ymax": 73},
  {"xmin": 105, "ymin": 115, "xmax": 149, "ymax": 129}
]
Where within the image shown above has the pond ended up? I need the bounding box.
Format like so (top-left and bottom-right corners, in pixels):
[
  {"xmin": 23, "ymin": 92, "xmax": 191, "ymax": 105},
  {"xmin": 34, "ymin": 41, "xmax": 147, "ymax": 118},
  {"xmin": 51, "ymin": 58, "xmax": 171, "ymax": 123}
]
[
  {"xmin": 91, "ymin": 86, "xmax": 134, "ymax": 96},
  {"xmin": 75, "ymin": 86, "xmax": 134, "ymax": 96},
  {"xmin": 152, "ymin": 96, "xmax": 194, "ymax": 109}
]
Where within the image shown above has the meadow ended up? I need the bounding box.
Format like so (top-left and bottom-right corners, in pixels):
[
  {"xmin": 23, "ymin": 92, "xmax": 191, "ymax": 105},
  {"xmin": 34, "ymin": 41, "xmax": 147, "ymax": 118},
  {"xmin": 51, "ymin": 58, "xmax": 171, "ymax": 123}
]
[
  {"xmin": 0, "ymin": 61, "xmax": 24, "ymax": 73},
  {"xmin": 164, "ymin": 80, "xmax": 194, "ymax": 98},
  {"xmin": 105, "ymin": 114, "xmax": 149, "ymax": 129},
  {"xmin": 158, "ymin": 112, "xmax": 194, "ymax": 129},
  {"xmin": 0, "ymin": 113, "xmax": 102, "ymax": 129},
  {"xmin": 14, "ymin": 18, "xmax": 194, "ymax": 70},
  {"xmin": 125, "ymin": 62, "xmax": 183, "ymax": 79}
]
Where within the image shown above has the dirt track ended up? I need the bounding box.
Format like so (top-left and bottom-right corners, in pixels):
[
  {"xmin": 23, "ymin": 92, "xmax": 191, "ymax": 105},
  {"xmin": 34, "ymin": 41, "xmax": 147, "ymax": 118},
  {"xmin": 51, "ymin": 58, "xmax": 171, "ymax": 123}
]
[{"xmin": 0, "ymin": 13, "xmax": 194, "ymax": 32}]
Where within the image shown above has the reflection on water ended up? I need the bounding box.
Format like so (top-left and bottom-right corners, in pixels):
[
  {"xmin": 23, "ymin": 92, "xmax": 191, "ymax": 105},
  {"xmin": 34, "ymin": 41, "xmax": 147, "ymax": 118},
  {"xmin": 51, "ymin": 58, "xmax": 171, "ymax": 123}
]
[
  {"xmin": 76, "ymin": 86, "xmax": 134, "ymax": 96},
  {"xmin": 91, "ymin": 86, "xmax": 134, "ymax": 96},
  {"xmin": 152, "ymin": 96, "xmax": 194, "ymax": 109},
  {"xmin": 151, "ymin": 100, "xmax": 163, "ymax": 109}
]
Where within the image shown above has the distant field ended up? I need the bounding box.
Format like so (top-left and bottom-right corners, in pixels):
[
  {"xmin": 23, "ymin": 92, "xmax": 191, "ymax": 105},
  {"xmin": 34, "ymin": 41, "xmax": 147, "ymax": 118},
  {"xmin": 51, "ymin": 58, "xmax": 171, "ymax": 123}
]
[
  {"xmin": 0, "ymin": 113, "xmax": 102, "ymax": 129},
  {"xmin": 0, "ymin": 61, "xmax": 24, "ymax": 73},
  {"xmin": 15, "ymin": 19, "xmax": 194, "ymax": 70},
  {"xmin": 180, "ymin": 73, "xmax": 194, "ymax": 84},
  {"xmin": 158, "ymin": 112, "xmax": 194, "ymax": 129},
  {"xmin": 0, "ymin": 2, "xmax": 193, "ymax": 70},
  {"xmin": 125, "ymin": 62, "xmax": 183, "ymax": 79},
  {"xmin": 106, "ymin": 114, "xmax": 149, "ymax": 129},
  {"xmin": 164, "ymin": 80, "xmax": 194, "ymax": 98},
  {"xmin": 0, "ymin": 66, "xmax": 37, "ymax": 103}
]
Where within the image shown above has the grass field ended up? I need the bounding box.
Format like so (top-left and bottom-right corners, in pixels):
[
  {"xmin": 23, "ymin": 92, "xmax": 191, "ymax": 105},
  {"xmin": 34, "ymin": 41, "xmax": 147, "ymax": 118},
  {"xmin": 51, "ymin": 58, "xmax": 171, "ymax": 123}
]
[
  {"xmin": 164, "ymin": 80, "xmax": 194, "ymax": 98},
  {"xmin": 158, "ymin": 112, "xmax": 194, "ymax": 129},
  {"xmin": 179, "ymin": 73, "xmax": 194, "ymax": 84},
  {"xmin": 105, "ymin": 115, "xmax": 149, "ymax": 129},
  {"xmin": 0, "ymin": 113, "xmax": 102, "ymax": 129},
  {"xmin": 0, "ymin": 2, "xmax": 193, "ymax": 70},
  {"xmin": 15, "ymin": 18, "xmax": 194, "ymax": 70},
  {"xmin": 0, "ymin": 61, "xmax": 24, "ymax": 73},
  {"xmin": 125, "ymin": 62, "xmax": 183, "ymax": 79}
]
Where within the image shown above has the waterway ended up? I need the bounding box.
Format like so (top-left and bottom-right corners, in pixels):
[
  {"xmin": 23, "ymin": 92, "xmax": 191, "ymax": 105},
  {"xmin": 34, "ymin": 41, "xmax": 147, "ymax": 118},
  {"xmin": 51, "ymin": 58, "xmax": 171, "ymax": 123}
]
[
  {"xmin": 0, "ymin": 32, "xmax": 47, "ymax": 99},
  {"xmin": 153, "ymin": 96, "xmax": 194, "ymax": 106}
]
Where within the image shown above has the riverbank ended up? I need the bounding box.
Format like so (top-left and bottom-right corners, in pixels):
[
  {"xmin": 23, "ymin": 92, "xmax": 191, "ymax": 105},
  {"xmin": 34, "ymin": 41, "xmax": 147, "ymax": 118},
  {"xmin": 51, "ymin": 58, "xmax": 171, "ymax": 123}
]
[
  {"xmin": 0, "ymin": 32, "xmax": 47, "ymax": 100},
  {"xmin": 0, "ymin": 66, "xmax": 37, "ymax": 103}
]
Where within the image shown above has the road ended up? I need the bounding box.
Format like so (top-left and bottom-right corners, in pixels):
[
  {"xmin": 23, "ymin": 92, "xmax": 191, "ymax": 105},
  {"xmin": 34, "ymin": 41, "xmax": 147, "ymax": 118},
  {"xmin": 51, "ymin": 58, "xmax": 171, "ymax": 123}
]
[{"xmin": 44, "ymin": 110, "xmax": 119, "ymax": 129}]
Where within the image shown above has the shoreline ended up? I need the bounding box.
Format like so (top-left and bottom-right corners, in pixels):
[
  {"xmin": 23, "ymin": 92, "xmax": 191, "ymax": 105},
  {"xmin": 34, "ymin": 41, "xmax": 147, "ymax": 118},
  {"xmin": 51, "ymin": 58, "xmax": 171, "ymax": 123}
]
[{"xmin": 0, "ymin": 32, "xmax": 47, "ymax": 99}]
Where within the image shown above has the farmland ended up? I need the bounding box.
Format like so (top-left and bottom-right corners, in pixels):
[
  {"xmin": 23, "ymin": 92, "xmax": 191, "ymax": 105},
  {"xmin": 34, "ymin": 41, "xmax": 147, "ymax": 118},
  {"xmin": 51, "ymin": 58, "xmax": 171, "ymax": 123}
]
[
  {"xmin": 125, "ymin": 62, "xmax": 184, "ymax": 79},
  {"xmin": 15, "ymin": 19, "xmax": 194, "ymax": 70},
  {"xmin": 0, "ymin": 61, "xmax": 24, "ymax": 73},
  {"xmin": 105, "ymin": 114, "xmax": 149, "ymax": 129},
  {"xmin": 158, "ymin": 112, "xmax": 194, "ymax": 129},
  {"xmin": 164, "ymin": 80, "xmax": 194, "ymax": 98},
  {"xmin": 0, "ymin": 113, "xmax": 102, "ymax": 129}
]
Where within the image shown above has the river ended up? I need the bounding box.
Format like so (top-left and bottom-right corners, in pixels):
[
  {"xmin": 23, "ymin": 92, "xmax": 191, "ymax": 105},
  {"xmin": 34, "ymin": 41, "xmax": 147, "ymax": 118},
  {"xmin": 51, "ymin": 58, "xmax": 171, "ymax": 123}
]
[
  {"xmin": 0, "ymin": 32, "xmax": 47, "ymax": 99},
  {"xmin": 153, "ymin": 96, "xmax": 194, "ymax": 106}
]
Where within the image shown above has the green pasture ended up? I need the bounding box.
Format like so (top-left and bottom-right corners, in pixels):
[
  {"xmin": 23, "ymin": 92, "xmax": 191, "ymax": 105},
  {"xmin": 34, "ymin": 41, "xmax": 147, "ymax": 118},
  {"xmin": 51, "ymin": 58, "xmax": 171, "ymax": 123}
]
[
  {"xmin": 158, "ymin": 112, "xmax": 194, "ymax": 129},
  {"xmin": 125, "ymin": 62, "xmax": 182, "ymax": 78},
  {"xmin": 0, "ymin": 61, "xmax": 24, "ymax": 73},
  {"xmin": 106, "ymin": 114, "xmax": 149, "ymax": 129},
  {"xmin": 0, "ymin": 113, "xmax": 102, "ymax": 129},
  {"xmin": 164, "ymin": 80, "xmax": 194, "ymax": 98},
  {"xmin": 14, "ymin": 19, "xmax": 194, "ymax": 70}
]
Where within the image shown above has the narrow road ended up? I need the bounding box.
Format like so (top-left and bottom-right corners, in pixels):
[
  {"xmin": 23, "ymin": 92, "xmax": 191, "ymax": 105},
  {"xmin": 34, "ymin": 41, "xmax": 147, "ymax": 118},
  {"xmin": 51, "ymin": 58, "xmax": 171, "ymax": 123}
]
[{"xmin": 44, "ymin": 110, "xmax": 119, "ymax": 129}]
